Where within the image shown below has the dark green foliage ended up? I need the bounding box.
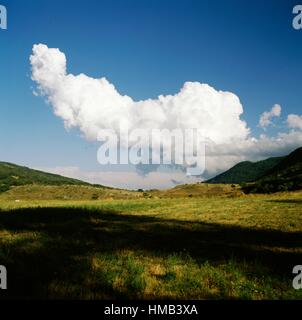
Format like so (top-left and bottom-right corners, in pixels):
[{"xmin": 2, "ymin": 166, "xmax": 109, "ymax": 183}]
[
  {"xmin": 242, "ymin": 147, "xmax": 302, "ymax": 194},
  {"xmin": 207, "ymin": 147, "xmax": 302, "ymax": 194},
  {"xmin": 207, "ymin": 157, "xmax": 284, "ymax": 184},
  {"xmin": 0, "ymin": 161, "xmax": 99, "ymax": 192}
]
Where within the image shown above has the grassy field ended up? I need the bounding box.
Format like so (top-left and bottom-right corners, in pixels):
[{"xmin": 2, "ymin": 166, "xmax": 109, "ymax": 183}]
[
  {"xmin": 0, "ymin": 187, "xmax": 302, "ymax": 299},
  {"xmin": 0, "ymin": 182, "xmax": 241, "ymax": 201}
]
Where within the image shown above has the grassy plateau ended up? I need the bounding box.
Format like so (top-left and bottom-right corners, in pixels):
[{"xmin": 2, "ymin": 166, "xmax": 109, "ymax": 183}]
[{"xmin": 0, "ymin": 184, "xmax": 301, "ymax": 300}]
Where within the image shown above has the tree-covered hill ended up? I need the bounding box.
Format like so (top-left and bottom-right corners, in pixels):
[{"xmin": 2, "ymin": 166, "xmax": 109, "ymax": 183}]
[
  {"xmin": 0, "ymin": 162, "xmax": 97, "ymax": 192},
  {"xmin": 206, "ymin": 157, "xmax": 284, "ymax": 184},
  {"xmin": 242, "ymin": 147, "xmax": 302, "ymax": 193}
]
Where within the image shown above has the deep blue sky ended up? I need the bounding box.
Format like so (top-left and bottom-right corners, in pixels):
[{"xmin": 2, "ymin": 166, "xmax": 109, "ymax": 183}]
[{"xmin": 0, "ymin": 0, "xmax": 301, "ymax": 170}]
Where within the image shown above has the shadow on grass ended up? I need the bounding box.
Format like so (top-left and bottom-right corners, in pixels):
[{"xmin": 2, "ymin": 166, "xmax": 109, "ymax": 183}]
[
  {"xmin": 267, "ymin": 199, "xmax": 302, "ymax": 204},
  {"xmin": 0, "ymin": 206, "xmax": 301, "ymax": 299}
]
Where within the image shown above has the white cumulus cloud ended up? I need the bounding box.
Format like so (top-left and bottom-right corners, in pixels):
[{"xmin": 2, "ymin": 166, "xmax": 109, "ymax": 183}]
[
  {"xmin": 30, "ymin": 44, "xmax": 302, "ymax": 187},
  {"xmin": 30, "ymin": 44, "xmax": 250, "ymax": 145},
  {"xmin": 287, "ymin": 114, "xmax": 302, "ymax": 130},
  {"xmin": 259, "ymin": 104, "xmax": 281, "ymax": 128}
]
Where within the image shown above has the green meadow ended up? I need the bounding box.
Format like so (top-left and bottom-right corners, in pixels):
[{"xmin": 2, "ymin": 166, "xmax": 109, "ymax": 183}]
[{"xmin": 0, "ymin": 186, "xmax": 302, "ymax": 299}]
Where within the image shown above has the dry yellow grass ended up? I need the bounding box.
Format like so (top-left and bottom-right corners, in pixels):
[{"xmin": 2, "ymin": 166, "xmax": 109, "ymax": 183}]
[{"xmin": 0, "ymin": 185, "xmax": 302, "ymax": 299}]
